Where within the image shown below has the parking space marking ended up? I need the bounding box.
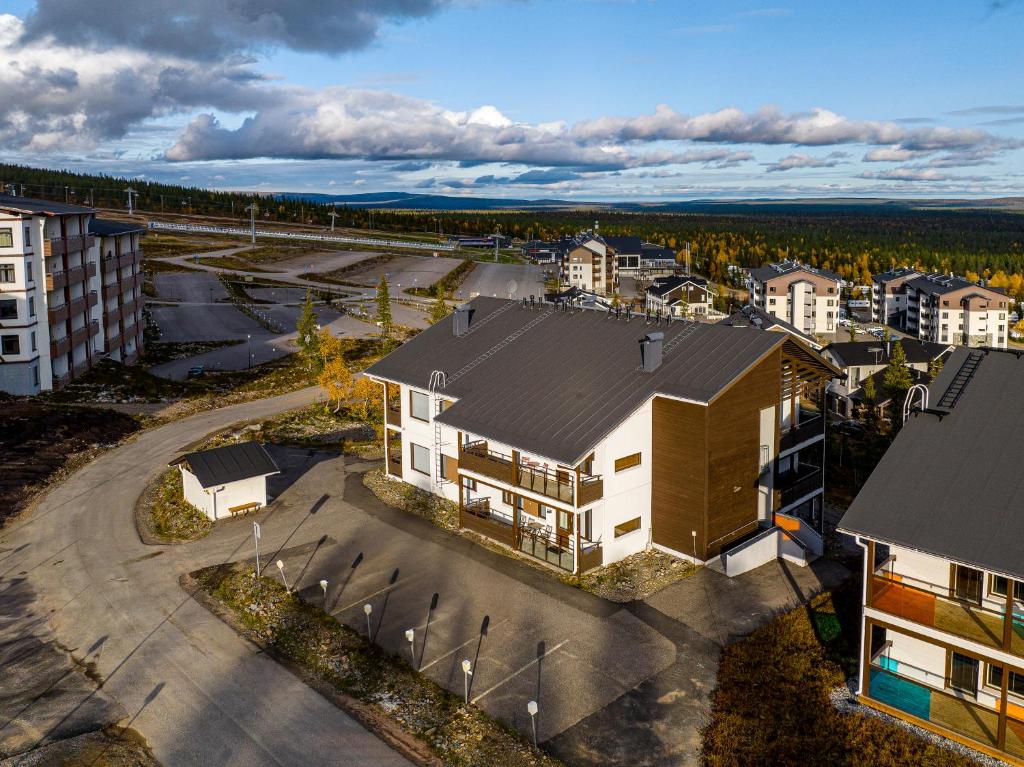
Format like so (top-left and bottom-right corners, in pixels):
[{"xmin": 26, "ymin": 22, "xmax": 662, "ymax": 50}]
[
  {"xmin": 470, "ymin": 638, "xmax": 570, "ymax": 704},
  {"xmin": 418, "ymin": 618, "xmax": 512, "ymax": 672}
]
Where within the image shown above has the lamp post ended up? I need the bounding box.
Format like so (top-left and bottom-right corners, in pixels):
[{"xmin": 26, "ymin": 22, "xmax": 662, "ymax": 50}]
[
  {"xmin": 319, "ymin": 579, "xmax": 328, "ymax": 610},
  {"xmin": 363, "ymin": 603, "xmax": 373, "ymax": 637},
  {"xmin": 461, "ymin": 659, "xmax": 472, "ymax": 704},
  {"xmin": 691, "ymin": 530, "xmax": 698, "ymax": 563},
  {"xmin": 405, "ymin": 629, "xmax": 416, "ymax": 668},
  {"xmin": 252, "ymin": 522, "xmax": 261, "ymax": 578},
  {"xmin": 247, "ymin": 334, "xmax": 252, "ymax": 369},
  {"xmin": 527, "ymin": 700, "xmax": 539, "ymax": 746},
  {"xmin": 275, "ymin": 559, "xmax": 290, "ymax": 592}
]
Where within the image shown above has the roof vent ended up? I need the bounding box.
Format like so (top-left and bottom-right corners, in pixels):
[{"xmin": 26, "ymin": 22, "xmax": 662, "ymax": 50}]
[
  {"xmin": 640, "ymin": 332, "xmax": 664, "ymax": 373},
  {"xmin": 453, "ymin": 304, "xmax": 472, "ymax": 337}
]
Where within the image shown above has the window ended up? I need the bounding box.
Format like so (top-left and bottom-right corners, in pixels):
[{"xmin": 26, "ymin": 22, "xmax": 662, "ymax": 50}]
[
  {"xmin": 581, "ymin": 508, "xmax": 592, "ymax": 540},
  {"xmin": 440, "ymin": 454, "xmax": 458, "ymax": 481},
  {"xmin": 954, "ymin": 565, "xmax": 983, "ymax": 604},
  {"xmin": 410, "ymin": 443, "xmax": 430, "ymax": 475},
  {"xmin": 614, "ymin": 453, "xmax": 642, "ymax": 472},
  {"xmin": 1, "ymin": 335, "xmax": 19, "ymax": 355},
  {"xmin": 0, "ymin": 263, "xmax": 14, "ymax": 283},
  {"xmin": 502, "ymin": 489, "xmax": 514, "ymax": 505},
  {"xmin": 989, "ymin": 575, "xmax": 1024, "ymax": 602},
  {"xmin": 25, "ymin": 261, "xmax": 32, "ymax": 282},
  {"xmin": 410, "ymin": 390, "xmax": 430, "ymax": 421},
  {"xmin": 30, "ymin": 331, "xmax": 36, "ymax": 352},
  {"xmin": 557, "ymin": 509, "xmax": 571, "ymax": 532},
  {"xmin": 614, "ymin": 517, "xmax": 641, "ymax": 538},
  {"xmin": 461, "ymin": 476, "xmax": 477, "ymax": 492},
  {"xmin": 32, "ymin": 365, "xmax": 39, "ymax": 387},
  {"xmin": 0, "ymin": 228, "xmax": 12, "ymax": 248},
  {"xmin": 949, "ymin": 652, "xmax": 979, "ymax": 696},
  {"xmin": 0, "ymin": 299, "xmax": 16, "ymax": 319},
  {"xmin": 28, "ymin": 296, "xmax": 34, "ymax": 317},
  {"xmin": 987, "ymin": 665, "xmax": 1024, "ymax": 697},
  {"xmin": 24, "ymin": 227, "xmax": 31, "ymax": 249}
]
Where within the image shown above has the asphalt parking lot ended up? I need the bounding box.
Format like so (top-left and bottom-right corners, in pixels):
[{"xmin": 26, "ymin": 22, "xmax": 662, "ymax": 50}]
[{"xmin": 455, "ymin": 262, "xmax": 548, "ymax": 301}]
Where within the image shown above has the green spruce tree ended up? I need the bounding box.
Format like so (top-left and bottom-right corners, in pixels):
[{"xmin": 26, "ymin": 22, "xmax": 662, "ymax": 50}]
[
  {"xmin": 376, "ymin": 276, "xmax": 393, "ymax": 338},
  {"xmin": 882, "ymin": 340, "xmax": 913, "ymax": 400},
  {"xmin": 429, "ymin": 285, "xmax": 450, "ymax": 325},
  {"xmin": 296, "ymin": 289, "xmax": 319, "ymax": 360}
]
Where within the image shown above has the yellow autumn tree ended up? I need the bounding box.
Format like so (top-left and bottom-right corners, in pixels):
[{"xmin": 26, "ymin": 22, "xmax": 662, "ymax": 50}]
[
  {"xmin": 349, "ymin": 377, "xmax": 384, "ymax": 425},
  {"xmin": 319, "ymin": 356, "xmax": 353, "ymax": 412}
]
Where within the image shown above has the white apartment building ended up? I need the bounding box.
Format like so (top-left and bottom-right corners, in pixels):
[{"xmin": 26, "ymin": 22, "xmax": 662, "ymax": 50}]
[
  {"xmin": 0, "ymin": 195, "xmax": 144, "ymax": 395},
  {"xmin": 746, "ymin": 260, "xmax": 842, "ymax": 337},
  {"xmin": 91, "ymin": 219, "xmax": 145, "ymax": 364},
  {"xmin": 904, "ymin": 273, "xmax": 1009, "ymax": 349},
  {"xmin": 871, "ymin": 267, "xmax": 919, "ymax": 328},
  {"xmin": 562, "ymin": 233, "xmax": 618, "ymax": 296},
  {"xmin": 368, "ymin": 296, "xmax": 838, "ymax": 577},
  {"xmin": 840, "ymin": 348, "xmax": 1024, "ymax": 764}
]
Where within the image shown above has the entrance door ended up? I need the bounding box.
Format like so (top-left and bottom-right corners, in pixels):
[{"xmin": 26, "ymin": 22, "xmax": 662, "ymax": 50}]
[
  {"xmin": 556, "ymin": 508, "xmax": 573, "ymax": 548},
  {"xmin": 953, "ymin": 565, "xmax": 982, "ymax": 605}
]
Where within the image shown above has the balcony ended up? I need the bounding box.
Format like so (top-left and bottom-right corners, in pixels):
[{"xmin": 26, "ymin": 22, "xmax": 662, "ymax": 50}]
[
  {"xmin": 460, "ymin": 498, "xmax": 516, "ymax": 547},
  {"xmin": 102, "ymin": 251, "xmax": 137, "ymax": 274},
  {"xmin": 105, "ymin": 305, "xmax": 124, "ymax": 325},
  {"xmin": 47, "ymin": 302, "xmax": 69, "ymax": 325},
  {"xmin": 50, "ymin": 335, "xmax": 71, "ymax": 357},
  {"xmin": 106, "ymin": 332, "xmax": 122, "ymax": 352},
  {"xmin": 578, "ymin": 476, "xmax": 604, "ymax": 507},
  {"xmin": 460, "ymin": 441, "xmax": 515, "ymax": 484},
  {"xmin": 580, "ymin": 543, "xmax": 603, "ymax": 573},
  {"xmin": 780, "ymin": 409, "xmax": 825, "ymax": 451},
  {"xmin": 385, "ymin": 404, "xmax": 401, "ymax": 428},
  {"xmin": 46, "ymin": 262, "xmax": 96, "ymax": 292},
  {"xmin": 70, "ymin": 324, "xmax": 90, "ymax": 347},
  {"xmin": 871, "ymin": 570, "xmax": 1024, "ymax": 656},
  {"xmin": 866, "ymin": 665, "xmax": 1024, "ymax": 759},
  {"xmin": 45, "ymin": 234, "xmax": 96, "ymax": 258},
  {"xmin": 518, "ymin": 462, "xmax": 574, "ymax": 504},
  {"xmin": 776, "ymin": 464, "xmax": 823, "ymax": 509}
]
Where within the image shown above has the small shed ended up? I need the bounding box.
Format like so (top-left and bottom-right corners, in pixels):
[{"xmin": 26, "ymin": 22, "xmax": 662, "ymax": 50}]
[{"xmin": 170, "ymin": 442, "xmax": 280, "ymax": 521}]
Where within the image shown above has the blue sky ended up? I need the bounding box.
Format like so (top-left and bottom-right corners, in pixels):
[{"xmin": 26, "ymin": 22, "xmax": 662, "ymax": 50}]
[{"xmin": 3, "ymin": 0, "xmax": 1023, "ymax": 199}]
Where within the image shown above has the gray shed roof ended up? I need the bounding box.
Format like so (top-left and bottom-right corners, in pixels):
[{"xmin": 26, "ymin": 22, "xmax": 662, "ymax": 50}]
[
  {"xmin": 838, "ymin": 347, "xmax": 1024, "ymax": 580},
  {"xmin": 824, "ymin": 340, "xmax": 952, "ymax": 368},
  {"xmin": 366, "ymin": 296, "xmax": 819, "ymax": 466},
  {"xmin": 173, "ymin": 441, "xmax": 279, "ymax": 489}
]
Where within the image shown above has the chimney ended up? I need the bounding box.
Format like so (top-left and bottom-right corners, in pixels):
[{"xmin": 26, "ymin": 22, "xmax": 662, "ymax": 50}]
[
  {"xmin": 453, "ymin": 303, "xmax": 472, "ymax": 336},
  {"xmin": 639, "ymin": 332, "xmax": 664, "ymax": 372}
]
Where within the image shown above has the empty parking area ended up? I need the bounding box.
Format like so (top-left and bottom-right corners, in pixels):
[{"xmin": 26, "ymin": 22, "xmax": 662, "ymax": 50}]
[
  {"xmin": 230, "ymin": 461, "xmax": 676, "ymax": 743},
  {"xmin": 153, "ymin": 271, "xmax": 229, "ymax": 303},
  {"xmin": 455, "ymin": 262, "xmax": 548, "ymax": 301},
  {"xmin": 346, "ymin": 254, "xmax": 463, "ymax": 289}
]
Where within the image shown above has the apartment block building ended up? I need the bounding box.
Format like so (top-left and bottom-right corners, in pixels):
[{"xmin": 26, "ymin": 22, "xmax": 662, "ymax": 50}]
[
  {"xmin": 561, "ymin": 233, "xmax": 618, "ymax": 296},
  {"xmin": 0, "ymin": 195, "xmax": 144, "ymax": 395},
  {"xmin": 870, "ymin": 267, "xmax": 920, "ymax": 328},
  {"xmin": 367, "ymin": 296, "xmax": 838, "ymax": 577},
  {"xmin": 90, "ymin": 219, "xmax": 145, "ymax": 364},
  {"xmin": 903, "ymin": 273, "xmax": 1009, "ymax": 349},
  {"xmin": 840, "ymin": 348, "xmax": 1024, "ymax": 764},
  {"xmin": 746, "ymin": 260, "xmax": 842, "ymax": 337},
  {"xmin": 645, "ymin": 275, "xmax": 713, "ymax": 318}
]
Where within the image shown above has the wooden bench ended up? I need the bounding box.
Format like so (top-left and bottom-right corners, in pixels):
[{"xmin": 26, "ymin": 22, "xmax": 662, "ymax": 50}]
[{"xmin": 228, "ymin": 502, "xmax": 261, "ymax": 516}]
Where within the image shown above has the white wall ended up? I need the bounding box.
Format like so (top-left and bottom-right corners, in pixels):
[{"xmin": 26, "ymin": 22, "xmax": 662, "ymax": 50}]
[{"xmin": 181, "ymin": 467, "xmax": 268, "ymax": 520}]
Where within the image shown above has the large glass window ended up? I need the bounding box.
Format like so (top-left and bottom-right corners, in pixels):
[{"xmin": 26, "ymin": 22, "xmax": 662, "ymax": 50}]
[
  {"xmin": 989, "ymin": 575, "xmax": 1024, "ymax": 602},
  {"xmin": 410, "ymin": 390, "xmax": 430, "ymax": 421},
  {"xmin": 987, "ymin": 664, "xmax": 1024, "ymax": 697},
  {"xmin": 949, "ymin": 652, "xmax": 979, "ymax": 696},
  {"xmin": 410, "ymin": 443, "xmax": 430, "ymax": 475},
  {"xmin": 0, "ymin": 263, "xmax": 14, "ymax": 283},
  {"xmin": 954, "ymin": 565, "xmax": 983, "ymax": 604},
  {"xmin": 1, "ymin": 335, "xmax": 20, "ymax": 355},
  {"xmin": 0, "ymin": 228, "xmax": 12, "ymax": 248},
  {"xmin": 0, "ymin": 299, "xmax": 16, "ymax": 319}
]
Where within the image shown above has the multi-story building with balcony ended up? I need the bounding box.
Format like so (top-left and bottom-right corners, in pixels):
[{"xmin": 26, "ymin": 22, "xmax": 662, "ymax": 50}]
[
  {"xmin": 90, "ymin": 219, "xmax": 145, "ymax": 364},
  {"xmin": 840, "ymin": 347, "xmax": 1024, "ymax": 764},
  {"xmin": 645, "ymin": 275, "xmax": 713, "ymax": 318},
  {"xmin": 367, "ymin": 295, "xmax": 838, "ymax": 577},
  {"xmin": 561, "ymin": 232, "xmax": 618, "ymax": 296},
  {"xmin": 0, "ymin": 195, "xmax": 144, "ymax": 395},
  {"xmin": 903, "ymin": 273, "xmax": 1009, "ymax": 349},
  {"xmin": 746, "ymin": 260, "xmax": 842, "ymax": 337},
  {"xmin": 871, "ymin": 267, "xmax": 920, "ymax": 328}
]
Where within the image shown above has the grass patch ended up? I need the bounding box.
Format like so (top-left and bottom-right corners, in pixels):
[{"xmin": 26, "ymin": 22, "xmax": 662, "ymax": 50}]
[
  {"xmin": 195, "ymin": 567, "xmax": 561, "ymax": 767},
  {"xmin": 142, "ymin": 233, "xmax": 232, "ymax": 259},
  {"xmin": 200, "ymin": 405, "xmax": 375, "ymax": 453},
  {"xmin": 141, "ymin": 339, "xmax": 244, "ymax": 367},
  {"xmin": 41, "ymin": 359, "xmax": 189, "ymax": 403},
  {"xmin": 406, "ymin": 259, "xmax": 476, "ymax": 298},
  {"xmin": 145, "ymin": 467, "xmax": 212, "ymax": 542},
  {"xmin": 701, "ymin": 581, "xmax": 981, "ymax": 767},
  {"xmin": 563, "ymin": 550, "xmax": 696, "ymax": 602},
  {"xmin": 197, "ymin": 254, "xmax": 277, "ymax": 272},
  {"xmin": 306, "ymin": 253, "xmax": 395, "ymax": 287},
  {"xmin": 363, "ymin": 466, "xmax": 458, "ymax": 531}
]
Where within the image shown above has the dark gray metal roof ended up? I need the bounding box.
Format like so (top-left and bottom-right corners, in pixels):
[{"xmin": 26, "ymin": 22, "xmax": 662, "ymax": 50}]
[
  {"xmin": 173, "ymin": 441, "xmax": 279, "ymax": 489},
  {"xmin": 872, "ymin": 267, "xmax": 919, "ymax": 284},
  {"xmin": 603, "ymin": 235, "xmax": 642, "ymax": 254},
  {"xmin": 747, "ymin": 260, "xmax": 842, "ymax": 284},
  {"xmin": 0, "ymin": 194, "xmax": 94, "ymax": 216},
  {"xmin": 825, "ymin": 340, "xmax": 951, "ymax": 368},
  {"xmin": 838, "ymin": 347, "xmax": 1024, "ymax": 580},
  {"xmin": 366, "ymin": 296, "xmax": 798, "ymax": 465},
  {"xmin": 89, "ymin": 218, "xmax": 145, "ymax": 236},
  {"xmin": 718, "ymin": 305, "xmax": 820, "ymax": 348},
  {"xmin": 905, "ymin": 273, "xmax": 1007, "ymax": 297},
  {"xmin": 647, "ymin": 275, "xmax": 710, "ymax": 297}
]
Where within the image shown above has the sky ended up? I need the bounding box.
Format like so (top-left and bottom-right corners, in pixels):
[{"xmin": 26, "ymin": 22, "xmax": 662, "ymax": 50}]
[{"xmin": 2, "ymin": 0, "xmax": 1023, "ymax": 200}]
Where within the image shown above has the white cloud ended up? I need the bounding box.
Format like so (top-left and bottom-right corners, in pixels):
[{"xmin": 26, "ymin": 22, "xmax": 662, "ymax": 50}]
[{"xmin": 764, "ymin": 151, "xmax": 848, "ymax": 172}]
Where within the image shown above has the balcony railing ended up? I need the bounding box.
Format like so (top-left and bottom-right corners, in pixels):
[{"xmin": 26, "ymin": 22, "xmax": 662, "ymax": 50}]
[
  {"xmin": 460, "ymin": 441, "xmax": 515, "ymax": 484},
  {"xmin": 780, "ymin": 410, "xmax": 824, "ymax": 451},
  {"xmin": 871, "ymin": 569, "xmax": 1024, "ymax": 656},
  {"xmin": 518, "ymin": 463, "xmax": 574, "ymax": 504},
  {"xmin": 460, "ymin": 440, "xmax": 603, "ymax": 507},
  {"xmin": 385, "ymin": 404, "xmax": 401, "ymax": 427},
  {"xmin": 866, "ymin": 664, "xmax": 1024, "ymax": 758},
  {"xmin": 578, "ymin": 476, "xmax": 604, "ymax": 507},
  {"xmin": 580, "ymin": 543, "xmax": 603, "ymax": 573},
  {"xmin": 387, "ymin": 451, "xmax": 402, "ymax": 477},
  {"xmin": 777, "ymin": 464, "xmax": 823, "ymax": 509},
  {"xmin": 50, "ymin": 335, "xmax": 71, "ymax": 357},
  {"xmin": 460, "ymin": 498, "xmax": 516, "ymax": 547},
  {"xmin": 45, "ymin": 234, "xmax": 96, "ymax": 258}
]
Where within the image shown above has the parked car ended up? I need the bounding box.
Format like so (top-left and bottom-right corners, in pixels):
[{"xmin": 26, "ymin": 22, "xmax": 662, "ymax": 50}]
[{"xmin": 187, "ymin": 365, "xmax": 205, "ymax": 378}]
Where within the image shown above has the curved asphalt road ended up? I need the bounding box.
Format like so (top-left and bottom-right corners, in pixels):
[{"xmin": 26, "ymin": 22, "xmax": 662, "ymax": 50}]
[{"xmin": 0, "ymin": 386, "xmax": 411, "ymax": 767}]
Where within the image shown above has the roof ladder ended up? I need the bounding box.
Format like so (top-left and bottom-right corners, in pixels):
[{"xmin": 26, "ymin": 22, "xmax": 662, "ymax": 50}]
[
  {"xmin": 428, "ymin": 370, "xmax": 449, "ymax": 490},
  {"xmin": 661, "ymin": 320, "xmax": 701, "ymax": 355},
  {"xmin": 935, "ymin": 349, "xmax": 984, "ymax": 410}
]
